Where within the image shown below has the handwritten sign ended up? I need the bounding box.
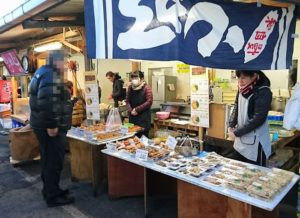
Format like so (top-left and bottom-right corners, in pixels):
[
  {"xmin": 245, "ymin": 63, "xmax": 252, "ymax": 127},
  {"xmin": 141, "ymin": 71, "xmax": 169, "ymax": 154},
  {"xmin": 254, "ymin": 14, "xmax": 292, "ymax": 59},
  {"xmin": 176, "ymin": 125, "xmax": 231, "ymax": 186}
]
[
  {"xmin": 135, "ymin": 149, "xmax": 148, "ymax": 161},
  {"xmin": 120, "ymin": 126, "xmax": 128, "ymax": 135},
  {"xmin": 166, "ymin": 136, "xmax": 177, "ymax": 150},
  {"xmin": 106, "ymin": 142, "xmax": 117, "ymax": 153}
]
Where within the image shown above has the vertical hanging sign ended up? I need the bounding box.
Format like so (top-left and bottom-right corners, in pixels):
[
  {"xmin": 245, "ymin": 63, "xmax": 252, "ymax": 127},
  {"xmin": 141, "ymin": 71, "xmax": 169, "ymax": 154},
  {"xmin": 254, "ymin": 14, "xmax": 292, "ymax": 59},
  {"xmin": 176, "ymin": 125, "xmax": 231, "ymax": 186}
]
[
  {"xmin": 190, "ymin": 67, "xmax": 209, "ymax": 128},
  {"xmin": 84, "ymin": 71, "xmax": 100, "ymax": 120}
]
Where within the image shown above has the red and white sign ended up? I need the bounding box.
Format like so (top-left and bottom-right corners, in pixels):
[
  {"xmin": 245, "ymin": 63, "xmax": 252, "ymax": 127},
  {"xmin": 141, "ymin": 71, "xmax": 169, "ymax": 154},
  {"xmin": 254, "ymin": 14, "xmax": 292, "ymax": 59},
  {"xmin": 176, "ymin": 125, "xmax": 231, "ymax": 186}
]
[
  {"xmin": 0, "ymin": 81, "xmax": 12, "ymax": 103},
  {"xmin": 0, "ymin": 50, "xmax": 25, "ymax": 76}
]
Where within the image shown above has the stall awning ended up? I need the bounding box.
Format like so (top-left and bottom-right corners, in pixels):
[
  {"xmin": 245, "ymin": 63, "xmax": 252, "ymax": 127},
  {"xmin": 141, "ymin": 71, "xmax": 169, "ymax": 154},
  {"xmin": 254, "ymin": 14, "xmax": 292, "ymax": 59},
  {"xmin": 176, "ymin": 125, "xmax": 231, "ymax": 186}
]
[{"xmin": 84, "ymin": 0, "xmax": 297, "ymax": 70}]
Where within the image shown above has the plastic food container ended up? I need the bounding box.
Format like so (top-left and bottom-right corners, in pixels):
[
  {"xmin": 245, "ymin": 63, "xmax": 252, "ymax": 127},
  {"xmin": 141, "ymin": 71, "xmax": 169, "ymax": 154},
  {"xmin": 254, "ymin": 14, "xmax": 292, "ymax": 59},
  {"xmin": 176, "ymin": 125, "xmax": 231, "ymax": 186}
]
[{"xmin": 156, "ymin": 111, "xmax": 170, "ymax": 120}]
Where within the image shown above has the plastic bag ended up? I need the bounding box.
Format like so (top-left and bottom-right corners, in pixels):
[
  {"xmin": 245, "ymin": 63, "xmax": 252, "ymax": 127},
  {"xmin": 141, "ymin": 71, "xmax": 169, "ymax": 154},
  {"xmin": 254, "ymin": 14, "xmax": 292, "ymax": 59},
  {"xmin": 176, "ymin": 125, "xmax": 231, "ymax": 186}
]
[{"xmin": 105, "ymin": 108, "xmax": 122, "ymax": 132}]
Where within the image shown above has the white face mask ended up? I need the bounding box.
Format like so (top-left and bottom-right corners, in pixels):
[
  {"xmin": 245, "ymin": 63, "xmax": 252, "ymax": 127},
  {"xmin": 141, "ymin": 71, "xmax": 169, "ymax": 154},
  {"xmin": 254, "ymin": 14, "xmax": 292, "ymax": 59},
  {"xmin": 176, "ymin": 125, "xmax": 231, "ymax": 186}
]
[{"xmin": 131, "ymin": 79, "xmax": 140, "ymax": 86}]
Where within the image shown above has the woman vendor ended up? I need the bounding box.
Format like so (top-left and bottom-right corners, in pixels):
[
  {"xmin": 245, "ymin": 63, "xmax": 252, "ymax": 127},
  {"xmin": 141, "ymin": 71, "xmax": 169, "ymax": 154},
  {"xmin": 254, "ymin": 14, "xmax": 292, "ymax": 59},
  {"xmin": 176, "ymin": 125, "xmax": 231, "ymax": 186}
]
[
  {"xmin": 228, "ymin": 70, "xmax": 272, "ymax": 166},
  {"xmin": 126, "ymin": 71, "xmax": 153, "ymax": 137}
]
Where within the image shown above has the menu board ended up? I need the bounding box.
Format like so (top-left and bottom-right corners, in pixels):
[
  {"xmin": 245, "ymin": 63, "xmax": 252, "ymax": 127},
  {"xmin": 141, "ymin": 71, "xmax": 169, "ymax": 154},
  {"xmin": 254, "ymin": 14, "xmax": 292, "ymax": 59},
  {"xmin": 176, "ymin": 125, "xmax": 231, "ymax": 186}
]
[
  {"xmin": 190, "ymin": 67, "xmax": 209, "ymax": 128},
  {"xmin": 0, "ymin": 50, "xmax": 25, "ymax": 76},
  {"xmin": 84, "ymin": 71, "xmax": 100, "ymax": 120}
]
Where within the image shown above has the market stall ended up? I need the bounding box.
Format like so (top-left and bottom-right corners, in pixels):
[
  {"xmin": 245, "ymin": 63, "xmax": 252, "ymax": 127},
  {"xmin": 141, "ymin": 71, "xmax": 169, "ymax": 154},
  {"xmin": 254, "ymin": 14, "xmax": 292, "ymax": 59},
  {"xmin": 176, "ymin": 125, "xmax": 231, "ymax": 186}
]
[
  {"xmin": 67, "ymin": 123, "xmax": 141, "ymax": 195},
  {"xmin": 102, "ymin": 145, "xmax": 299, "ymax": 218}
]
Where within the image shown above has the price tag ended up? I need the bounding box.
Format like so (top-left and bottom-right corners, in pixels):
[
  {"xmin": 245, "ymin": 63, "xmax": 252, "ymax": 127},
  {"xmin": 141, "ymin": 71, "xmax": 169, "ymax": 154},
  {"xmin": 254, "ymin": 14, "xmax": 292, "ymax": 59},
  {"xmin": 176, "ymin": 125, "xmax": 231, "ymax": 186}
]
[
  {"xmin": 106, "ymin": 142, "xmax": 117, "ymax": 152},
  {"xmin": 120, "ymin": 126, "xmax": 128, "ymax": 135},
  {"xmin": 135, "ymin": 149, "xmax": 148, "ymax": 161},
  {"xmin": 129, "ymin": 139, "xmax": 135, "ymax": 145},
  {"xmin": 140, "ymin": 135, "xmax": 149, "ymax": 145},
  {"xmin": 166, "ymin": 136, "xmax": 177, "ymax": 150}
]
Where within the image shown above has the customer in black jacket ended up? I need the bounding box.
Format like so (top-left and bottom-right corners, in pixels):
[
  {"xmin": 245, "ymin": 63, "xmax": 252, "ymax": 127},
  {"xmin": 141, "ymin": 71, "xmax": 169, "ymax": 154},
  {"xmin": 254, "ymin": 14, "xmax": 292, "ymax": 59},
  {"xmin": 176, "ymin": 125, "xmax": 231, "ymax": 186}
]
[
  {"xmin": 228, "ymin": 70, "xmax": 272, "ymax": 166},
  {"xmin": 106, "ymin": 71, "xmax": 126, "ymax": 107},
  {"xmin": 29, "ymin": 50, "xmax": 74, "ymax": 207}
]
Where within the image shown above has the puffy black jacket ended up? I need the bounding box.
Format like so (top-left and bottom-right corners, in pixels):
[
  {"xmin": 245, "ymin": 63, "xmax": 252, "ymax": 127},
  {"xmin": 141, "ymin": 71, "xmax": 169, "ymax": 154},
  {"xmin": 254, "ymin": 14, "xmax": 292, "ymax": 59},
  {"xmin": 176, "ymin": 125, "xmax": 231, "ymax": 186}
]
[
  {"xmin": 228, "ymin": 72, "xmax": 272, "ymax": 137},
  {"xmin": 29, "ymin": 65, "xmax": 73, "ymax": 132}
]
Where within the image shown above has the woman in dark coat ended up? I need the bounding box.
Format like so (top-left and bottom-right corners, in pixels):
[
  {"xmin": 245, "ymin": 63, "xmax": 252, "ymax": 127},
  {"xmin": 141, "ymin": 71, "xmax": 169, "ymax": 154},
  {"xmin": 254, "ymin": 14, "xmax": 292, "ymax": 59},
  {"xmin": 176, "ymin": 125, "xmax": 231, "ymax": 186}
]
[{"xmin": 106, "ymin": 71, "xmax": 126, "ymax": 107}]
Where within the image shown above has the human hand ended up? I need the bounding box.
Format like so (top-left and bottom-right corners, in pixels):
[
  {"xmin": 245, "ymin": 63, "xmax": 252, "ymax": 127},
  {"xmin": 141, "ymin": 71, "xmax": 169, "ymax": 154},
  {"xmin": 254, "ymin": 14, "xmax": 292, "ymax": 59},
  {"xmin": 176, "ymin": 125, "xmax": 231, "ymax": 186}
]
[
  {"xmin": 227, "ymin": 127, "xmax": 236, "ymax": 141},
  {"xmin": 131, "ymin": 108, "xmax": 138, "ymax": 116},
  {"xmin": 107, "ymin": 94, "xmax": 113, "ymax": 100},
  {"xmin": 47, "ymin": 128, "xmax": 58, "ymax": 137}
]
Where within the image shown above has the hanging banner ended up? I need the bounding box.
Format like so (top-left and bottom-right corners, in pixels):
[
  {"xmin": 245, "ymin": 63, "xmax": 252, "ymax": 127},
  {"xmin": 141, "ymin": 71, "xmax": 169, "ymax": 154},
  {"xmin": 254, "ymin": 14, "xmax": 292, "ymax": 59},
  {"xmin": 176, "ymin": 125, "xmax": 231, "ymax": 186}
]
[{"xmin": 85, "ymin": 0, "xmax": 296, "ymax": 70}]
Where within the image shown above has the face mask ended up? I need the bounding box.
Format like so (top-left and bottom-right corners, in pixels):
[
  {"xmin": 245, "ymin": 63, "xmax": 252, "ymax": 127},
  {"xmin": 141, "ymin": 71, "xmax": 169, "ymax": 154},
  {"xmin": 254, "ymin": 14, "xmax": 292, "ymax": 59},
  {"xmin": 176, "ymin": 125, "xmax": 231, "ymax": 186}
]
[{"xmin": 132, "ymin": 79, "xmax": 140, "ymax": 86}]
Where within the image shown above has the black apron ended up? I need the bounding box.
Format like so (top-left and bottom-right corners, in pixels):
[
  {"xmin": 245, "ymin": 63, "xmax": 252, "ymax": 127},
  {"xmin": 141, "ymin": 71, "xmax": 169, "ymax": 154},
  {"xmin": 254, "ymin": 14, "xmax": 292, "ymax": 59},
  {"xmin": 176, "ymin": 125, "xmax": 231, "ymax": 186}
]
[{"xmin": 128, "ymin": 86, "xmax": 151, "ymax": 132}]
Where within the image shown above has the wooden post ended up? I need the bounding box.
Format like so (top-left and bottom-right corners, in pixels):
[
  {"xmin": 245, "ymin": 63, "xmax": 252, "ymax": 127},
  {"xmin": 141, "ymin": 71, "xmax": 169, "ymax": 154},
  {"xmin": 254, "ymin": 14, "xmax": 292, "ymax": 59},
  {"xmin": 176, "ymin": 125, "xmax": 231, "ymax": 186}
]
[
  {"xmin": 131, "ymin": 61, "xmax": 141, "ymax": 72},
  {"xmin": 72, "ymin": 70, "xmax": 78, "ymax": 97}
]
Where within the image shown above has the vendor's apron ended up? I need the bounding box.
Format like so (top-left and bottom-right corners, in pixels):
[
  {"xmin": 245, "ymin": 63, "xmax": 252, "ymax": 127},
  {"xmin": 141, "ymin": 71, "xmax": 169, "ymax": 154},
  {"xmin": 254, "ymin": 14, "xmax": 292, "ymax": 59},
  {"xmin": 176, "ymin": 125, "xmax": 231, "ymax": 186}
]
[
  {"xmin": 128, "ymin": 87, "xmax": 151, "ymax": 131},
  {"xmin": 233, "ymin": 87, "xmax": 271, "ymax": 162}
]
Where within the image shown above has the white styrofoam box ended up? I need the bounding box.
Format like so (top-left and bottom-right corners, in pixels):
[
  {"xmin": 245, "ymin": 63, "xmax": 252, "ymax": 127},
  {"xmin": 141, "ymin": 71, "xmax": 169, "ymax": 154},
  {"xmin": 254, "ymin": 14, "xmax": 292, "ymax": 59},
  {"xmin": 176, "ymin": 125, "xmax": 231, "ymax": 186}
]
[
  {"xmin": 0, "ymin": 104, "xmax": 11, "ymax": 112},
  {"xmin": 0, "ymin": 118, "xmax": 12, "ymax": 129}
]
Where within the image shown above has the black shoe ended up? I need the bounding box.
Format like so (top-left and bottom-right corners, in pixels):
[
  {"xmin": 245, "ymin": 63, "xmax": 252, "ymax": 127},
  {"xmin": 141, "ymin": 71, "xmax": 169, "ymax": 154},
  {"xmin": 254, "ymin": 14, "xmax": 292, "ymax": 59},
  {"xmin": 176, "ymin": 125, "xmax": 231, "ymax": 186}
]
[
  {"xmin": 46, "ymin": 195, "xmax": 75, "ymax": 207},
  {"xmin": 42, "ymin": 189, "xmax": 70, "ymax": 199}
]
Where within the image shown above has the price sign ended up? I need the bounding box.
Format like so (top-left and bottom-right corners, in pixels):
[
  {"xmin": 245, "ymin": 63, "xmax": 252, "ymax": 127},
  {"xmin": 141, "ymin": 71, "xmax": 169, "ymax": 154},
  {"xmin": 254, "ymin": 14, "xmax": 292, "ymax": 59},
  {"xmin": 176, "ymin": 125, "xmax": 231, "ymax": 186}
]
[
  {"xmin": 166, "ymin": 136, "xmax": 177, "ymax": 150},
  {"xmin": 140, "ymin": 135, "xmax": 149, "ymax": 145},
  {"xmin": 120, "ymin": 126, "xmax": 129, "ymax": 135},
  {"xmin": 135, "ymin": 149, "xmax": 148, "ymax": 161},
  {"xmin": 129, "ymin": 139, "xmax": 135, "ymax": 145},
  {"xmin": 106, "ymin": 142, "xmax": 117, "ymax": 152}
]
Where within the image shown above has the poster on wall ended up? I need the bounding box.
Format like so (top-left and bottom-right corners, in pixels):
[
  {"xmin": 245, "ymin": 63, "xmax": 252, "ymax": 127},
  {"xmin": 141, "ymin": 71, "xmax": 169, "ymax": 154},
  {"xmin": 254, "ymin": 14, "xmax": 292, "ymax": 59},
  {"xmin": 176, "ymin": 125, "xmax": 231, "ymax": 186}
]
[
  {"xmin": 85, "ymin": 0, "xmax": 296, "ymax": 70},
  {"xmin": 0, "ymin": 50, "xmax": 25, "ymax": 76},
  {"xmin": 84, "ymin": 71, "xmax": 100, "ymax": 120},
  {"xmin": 190, "ymin": 67, "xmax": 209, "ymax": 128},
  {"xmin": 0, "ymin": 81, "xmax": 12, "ymax": 103}
]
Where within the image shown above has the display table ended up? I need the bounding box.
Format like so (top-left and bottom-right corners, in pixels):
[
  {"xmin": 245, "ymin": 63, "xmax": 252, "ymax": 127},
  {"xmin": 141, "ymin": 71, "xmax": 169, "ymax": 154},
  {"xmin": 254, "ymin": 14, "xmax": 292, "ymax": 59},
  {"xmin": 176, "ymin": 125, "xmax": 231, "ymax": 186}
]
[
  {"xmin": 153, "ymin": 119, "xmax": 204, "ymax": 146},
  {"xmin": 102, "ymin": 149, "xmax": 299, "ymax": 218},
  {"xmin": 67, "ymin": 131, "xmax": 134, "ymax": 196}
]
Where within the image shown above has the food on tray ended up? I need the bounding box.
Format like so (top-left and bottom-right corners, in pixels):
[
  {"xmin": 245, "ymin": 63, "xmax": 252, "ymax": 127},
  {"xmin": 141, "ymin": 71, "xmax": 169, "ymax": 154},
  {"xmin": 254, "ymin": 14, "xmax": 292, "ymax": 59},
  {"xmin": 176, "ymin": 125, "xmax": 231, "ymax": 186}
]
[
  {"xmin": 80, "ymin": 123, "xmax": 106, "ymax": 132},
  {"xmin": 226, "ymin": 177, "xmax": 247, "ymax": 191},
  {"xmin": 115, "ymin": 136, "xmax": 145, "ymax": 153},
  {"xmin": 228, "ymin": 161, "xmax": 247, "ymax": 168},
  {"xmin": 211, "ymin": 172, "xmax": 226, "ymax": 179},
  {"xmin": 147, "ymin": 147, "xmax": 169, "ymax": 159},
  {"xmin": 247, "ymin": 182, "xmax": 276, "ymax": 199},
  {"xmin": 128, "ymin": 125, "xmax": 143, "ymax": 133},
  {"xmin": 167, "ymin": 162, "xmax": 181, "ymax": 170},
  {"xmin": 188, "ymin": 167, "xmax": 205, "ymax": 177},
  {"xmin": 203, "ymin": 176, "xmax": 223, "ymax": 186},
  {"xmin": 156, "ymin": 161, "xmax": 167, "ymax": 167},
  {"xmin": 95, "ymin": 131, "xmax": 121, "ymax": 140},
  {"xmin": 178, "ymin": 167, "xmax": 189, "ymax": 175}
]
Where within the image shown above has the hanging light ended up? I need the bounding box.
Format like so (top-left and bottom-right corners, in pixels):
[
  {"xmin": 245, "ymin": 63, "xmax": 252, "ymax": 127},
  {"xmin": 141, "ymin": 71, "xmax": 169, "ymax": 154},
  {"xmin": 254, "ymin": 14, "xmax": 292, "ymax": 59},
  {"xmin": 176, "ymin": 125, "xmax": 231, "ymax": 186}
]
[{"xmin": 34, "ymin": 41, "xmax": 63, "ymax": 52}]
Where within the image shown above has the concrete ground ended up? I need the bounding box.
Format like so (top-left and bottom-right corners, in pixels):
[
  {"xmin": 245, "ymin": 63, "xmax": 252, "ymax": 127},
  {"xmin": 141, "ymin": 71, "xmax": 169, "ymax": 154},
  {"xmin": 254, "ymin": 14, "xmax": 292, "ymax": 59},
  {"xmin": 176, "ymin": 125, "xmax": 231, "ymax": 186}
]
[
  {"xmin": 0, "ymin": 128, "xmax": 176, "ymax": 218},
  {"xmin": 0, "ymin": 126, "xmax": 299, "ymax": 218}
]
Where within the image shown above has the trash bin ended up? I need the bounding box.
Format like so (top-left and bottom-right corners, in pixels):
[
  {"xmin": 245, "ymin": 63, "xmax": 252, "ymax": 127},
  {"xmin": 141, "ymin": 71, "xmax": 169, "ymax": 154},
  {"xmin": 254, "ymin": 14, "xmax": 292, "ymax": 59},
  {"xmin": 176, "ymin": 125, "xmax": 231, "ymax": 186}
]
[{"xmin": 9, "ymin": 126, "xmax": 39, "ymax": 162}]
